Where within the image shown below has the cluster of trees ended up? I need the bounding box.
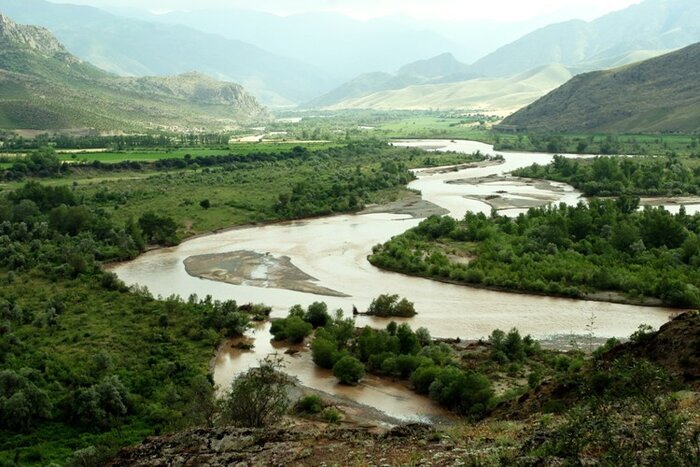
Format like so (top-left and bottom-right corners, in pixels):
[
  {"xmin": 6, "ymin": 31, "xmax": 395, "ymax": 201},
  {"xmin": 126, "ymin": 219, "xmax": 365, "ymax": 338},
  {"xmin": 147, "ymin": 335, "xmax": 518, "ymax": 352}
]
[
  {"xmin": 0, "ymin": 132, "xmax": 228, "ymax": 150},
  {"xmin": 307, "ymin": 311, "xmax": 494, "ymax": 417},
  {"xmin": 515, "ymin": 155, "xmax": 700, "ymax": 196},
  {"xmin": 270, "ymin": 302, "xmax": 332, "ymax": 344},
  {"xmin": 275, "ymin": 159, "xmax": 414, "ymax": 218},
  {"xmin": 370, "ymin": 200, "xmax": 700, "ymax": 307},
  {"xmin": 495, "ymin": 133, "xmax": 699, "ymax": 157},
  {"xmin": 0, "ymin": 182, "xmax": 182, "ymax": 278}
]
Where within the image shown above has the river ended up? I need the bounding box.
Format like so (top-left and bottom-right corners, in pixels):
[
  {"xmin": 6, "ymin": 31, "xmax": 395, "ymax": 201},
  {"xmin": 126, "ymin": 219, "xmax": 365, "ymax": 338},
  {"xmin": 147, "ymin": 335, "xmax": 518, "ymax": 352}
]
[{"xmin": 109, "ymin": 139, "xmax": 677, "ymax": 422}]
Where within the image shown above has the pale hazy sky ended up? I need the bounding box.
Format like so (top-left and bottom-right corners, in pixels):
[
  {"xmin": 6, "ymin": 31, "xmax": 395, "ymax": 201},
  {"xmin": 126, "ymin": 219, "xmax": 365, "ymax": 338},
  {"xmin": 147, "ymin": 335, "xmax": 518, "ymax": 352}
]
[{"xmin": 51, "ymin": 0, "xmax": 643, "ymax": 22}]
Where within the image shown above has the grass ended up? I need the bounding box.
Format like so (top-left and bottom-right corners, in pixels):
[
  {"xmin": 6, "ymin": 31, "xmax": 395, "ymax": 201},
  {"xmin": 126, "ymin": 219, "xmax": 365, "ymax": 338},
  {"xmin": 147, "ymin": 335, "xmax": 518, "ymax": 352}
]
[
  {"xmin": 56, "ymin": 142, "xmax": 340, "ymax": 164},
  {"xmin": 376, "ymin": 116, "xmax": 495, "ymax": 141}
]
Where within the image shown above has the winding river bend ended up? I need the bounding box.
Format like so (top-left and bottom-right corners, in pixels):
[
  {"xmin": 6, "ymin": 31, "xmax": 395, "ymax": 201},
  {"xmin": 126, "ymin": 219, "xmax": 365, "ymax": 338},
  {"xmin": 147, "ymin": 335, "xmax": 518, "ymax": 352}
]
[{"xmin": 110, "ymin": 140, "xmax": 676, "ymax": 422}]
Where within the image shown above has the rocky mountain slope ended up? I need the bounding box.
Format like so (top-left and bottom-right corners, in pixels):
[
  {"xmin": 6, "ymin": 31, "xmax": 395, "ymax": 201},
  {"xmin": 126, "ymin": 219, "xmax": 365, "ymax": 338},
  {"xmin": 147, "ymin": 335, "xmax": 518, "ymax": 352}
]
[
  {"xmin": 0, "ymin": 14, "xmax": 268, "ymax": 131},
  {"xmin": 0, "ymin": 0, "xmax": 329, "ymax": 106}
]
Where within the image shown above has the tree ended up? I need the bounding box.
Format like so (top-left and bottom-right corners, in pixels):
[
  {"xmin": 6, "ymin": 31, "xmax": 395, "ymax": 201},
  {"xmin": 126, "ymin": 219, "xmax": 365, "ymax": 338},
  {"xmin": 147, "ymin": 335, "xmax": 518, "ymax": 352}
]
[
  {"xmin": 311, "ymin": 337, "xmax": 340, "ymax": 369},
  {"xmin": 0, "ymin": 369, "xmax": 52, "ymax": 432},
  {"xmin": 199, "ymin": 199, "xmax": 211, "ymax": 209},
  {"xmin": 219, "ymin": 357, "xmax": 291, "ymax": 427},
  {"xmin": 270, "ymin": 316, "xmax": 312, "ymax": 343},
  {"xmin": 138, "ymin": 212, "xmax": 178, "ymax": 245},
  {"xmin": 367, "ymin": 294, "xmax": 417, "ymax": 317},
  {"xmin": 70, "ymin": 376, "xmax": 129, "ymax": 429},
  {"xmin": 332, "ymin": 356, "xmax": 365, "ymax": 385},
  {"xmin": 304, "ymin": 302, "xmax": 330, "ymax": 328}
]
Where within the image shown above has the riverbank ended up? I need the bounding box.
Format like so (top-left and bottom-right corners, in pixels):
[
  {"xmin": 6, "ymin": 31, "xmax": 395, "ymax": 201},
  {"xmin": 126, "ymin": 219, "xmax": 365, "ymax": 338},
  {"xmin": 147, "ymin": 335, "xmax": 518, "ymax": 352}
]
[{"xmin": 367, "ymin": 258, "xmax": 671, "ymax": 309}]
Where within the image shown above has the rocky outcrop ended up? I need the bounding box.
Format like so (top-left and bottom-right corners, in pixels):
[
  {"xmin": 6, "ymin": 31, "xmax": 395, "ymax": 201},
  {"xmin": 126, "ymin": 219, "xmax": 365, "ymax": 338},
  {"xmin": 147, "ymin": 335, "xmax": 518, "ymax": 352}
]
[{"xmin": 107, "ymin": 423, "xmax": 479, "ymax": 466}]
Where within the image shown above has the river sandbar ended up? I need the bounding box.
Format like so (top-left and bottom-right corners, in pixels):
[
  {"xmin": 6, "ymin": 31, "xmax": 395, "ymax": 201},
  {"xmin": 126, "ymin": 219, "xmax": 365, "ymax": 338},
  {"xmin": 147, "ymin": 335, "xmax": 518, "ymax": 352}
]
[{"xmin": 184, "ymin": 250, "xmax": 350, "ymax": 298}]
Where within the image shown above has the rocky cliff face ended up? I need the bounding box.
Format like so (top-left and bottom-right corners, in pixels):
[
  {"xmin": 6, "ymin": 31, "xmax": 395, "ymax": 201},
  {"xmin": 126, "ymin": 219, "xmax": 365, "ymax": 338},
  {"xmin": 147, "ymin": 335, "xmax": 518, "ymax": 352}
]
[
  {"xmin": 126, "ymin": 72, "xmax": 269, "ymax": 118},
  {"xmin": 0, "ymin": 13, "xmax": 70, "ymax": 57}
]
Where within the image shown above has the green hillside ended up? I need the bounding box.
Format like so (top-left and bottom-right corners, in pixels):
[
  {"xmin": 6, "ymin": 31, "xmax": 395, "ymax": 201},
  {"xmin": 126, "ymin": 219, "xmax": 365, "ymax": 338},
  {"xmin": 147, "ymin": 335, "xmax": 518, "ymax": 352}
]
[
  {"xmin": 0, "ymin": 14, "xmax": 268, "ymax": 131},
  {"xmin": 501, "ymin": 43, "xmax": 700, "ymax": 133}
]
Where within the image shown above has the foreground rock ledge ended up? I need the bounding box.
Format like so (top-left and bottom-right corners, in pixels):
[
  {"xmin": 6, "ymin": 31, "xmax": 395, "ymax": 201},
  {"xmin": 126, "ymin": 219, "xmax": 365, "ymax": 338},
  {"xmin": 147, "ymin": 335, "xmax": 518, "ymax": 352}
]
[{"xmin": 106, "ymin": 424, "xmax": 476, "ymax": 466}]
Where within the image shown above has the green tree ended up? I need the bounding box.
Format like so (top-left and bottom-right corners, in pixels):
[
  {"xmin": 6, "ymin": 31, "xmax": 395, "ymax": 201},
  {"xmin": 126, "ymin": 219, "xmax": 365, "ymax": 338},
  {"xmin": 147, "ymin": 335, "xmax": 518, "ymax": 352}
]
[
  {"xmin": 332, "ymin": 356, "xmax": 365, "ymax": 385},
  {"xmin": 219, "ymin": 357, "xmax": 291, "ymax": 427}
]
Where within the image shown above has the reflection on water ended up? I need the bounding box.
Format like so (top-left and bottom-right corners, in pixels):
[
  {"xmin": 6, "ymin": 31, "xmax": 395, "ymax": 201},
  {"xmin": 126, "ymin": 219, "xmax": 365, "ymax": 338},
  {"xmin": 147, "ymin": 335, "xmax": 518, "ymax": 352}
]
[{"xmin": 111, "ymin": 139, "xmax": 679, "ymax": 421}]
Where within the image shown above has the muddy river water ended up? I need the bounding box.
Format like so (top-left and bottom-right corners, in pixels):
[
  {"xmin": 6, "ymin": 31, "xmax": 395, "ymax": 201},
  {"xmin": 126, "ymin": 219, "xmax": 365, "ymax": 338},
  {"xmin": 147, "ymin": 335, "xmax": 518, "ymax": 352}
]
[{"xmin": 110, "ymin": 140, "xmax": 680, "ymax": 422}]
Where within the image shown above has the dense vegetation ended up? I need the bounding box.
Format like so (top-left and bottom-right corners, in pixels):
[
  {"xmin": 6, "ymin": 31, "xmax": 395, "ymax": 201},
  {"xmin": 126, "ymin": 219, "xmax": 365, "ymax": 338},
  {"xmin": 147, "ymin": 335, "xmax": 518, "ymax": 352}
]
[
  {"xmin": 370, "ymin": 200, "xmax": 700, "ymax": 307},
  {"xmin": 514, "ymin": 154, "xmax": 700, "ymax": 196},
  {"xmin": 1, "ymin": 142, "xmax": 484, "ymax": 236},
  {"xmin": 494, "ymin": 132, "xmax": 700, "ymax": 157},
  {"xmin": 0, "ymin": 180, "xmax": 268, "ymax": 464},
  {"xmin": 0, "ymin": 140, "xmax": 485, "ymax": 464}
]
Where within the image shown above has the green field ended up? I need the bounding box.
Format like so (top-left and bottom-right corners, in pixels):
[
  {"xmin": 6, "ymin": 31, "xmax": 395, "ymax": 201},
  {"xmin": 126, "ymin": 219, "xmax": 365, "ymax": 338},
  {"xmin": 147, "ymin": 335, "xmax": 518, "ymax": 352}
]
[{"xmin": 56, "ymin": 142, "xmax": 340, "ymax": 163}]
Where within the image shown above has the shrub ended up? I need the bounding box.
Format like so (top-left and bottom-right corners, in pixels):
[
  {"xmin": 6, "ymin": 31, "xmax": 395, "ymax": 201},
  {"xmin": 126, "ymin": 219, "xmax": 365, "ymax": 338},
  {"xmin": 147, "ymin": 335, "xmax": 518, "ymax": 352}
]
[
  {"xmin": 332, "ymin": 356, "xmax": 365, "ymax": 385},
  {"xmin": 321, "ymin": 407, "xmax": 343, "ymax": 424},
  {"xmin": 428, "ymin": 367, "xmax": 493, "ymax": 417},
  {"xmin": 270, "ymin": 316, "xmax": 312, "ymax": 344},
  {"xmin": 297, "ymin": 395, "xmax": 323, "ymax": 414},
  {"xmin": 311, "ymin": 337, "xmax": 340, "ymax": 369},
  {"xmin": 219, "ymin": 357, "xmax": 291, "ymax": 427}
]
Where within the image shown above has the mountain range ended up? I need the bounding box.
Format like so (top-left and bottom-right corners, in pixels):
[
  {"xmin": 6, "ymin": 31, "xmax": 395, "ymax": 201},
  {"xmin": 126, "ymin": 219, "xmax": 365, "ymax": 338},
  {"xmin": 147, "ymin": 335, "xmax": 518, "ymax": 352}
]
[
  {"xmin": 501, "ymin": 43, "xmax": 700, "ymax": 133},
  {"xmin": 0, "ymin": 0, "xmax": 698, "ymax": 126},
  {"xmin": 0, "ymin": 0, "xmax": 332, "ymax": 106},
  {"xmin": 0, "ymin": 14, "xmax": 267, "ymax": 131},
  {"xmin": 312, "ymin": 0, "xmax": 700, "ymax": 112}
]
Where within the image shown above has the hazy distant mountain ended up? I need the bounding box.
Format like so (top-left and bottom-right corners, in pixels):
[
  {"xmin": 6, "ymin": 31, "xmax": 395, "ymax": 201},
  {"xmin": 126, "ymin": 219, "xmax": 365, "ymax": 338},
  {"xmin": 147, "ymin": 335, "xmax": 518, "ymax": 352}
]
[
  {"xmin": 327, "ymin": 64, "xmax": 573, "ymax": 115},
  {"xmin": 501, "ymin": 43, "xmax": 700, "ymax": 133},
  {"xmin": 119, "ymin": 8, "xmax": 469, "ymax": 83},
  {"xmin": 306, "ymin": 53, "xmax": 482, "ymax": 108},
  {"xmin": 0, "ymin": 14, "xmax": 267, "ymax": 131},
  {"xmin": 471, "ymin": 0, "xmax": 700, "ymax": 77},
  {"xmin": 0, "ymin": 0, "xmax": 331, "ymax": 106}
]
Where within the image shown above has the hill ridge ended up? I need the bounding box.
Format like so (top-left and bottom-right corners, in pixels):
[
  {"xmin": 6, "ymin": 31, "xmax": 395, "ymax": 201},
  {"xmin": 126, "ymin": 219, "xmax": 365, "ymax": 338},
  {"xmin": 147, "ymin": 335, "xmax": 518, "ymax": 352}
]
[
  {"xmin": 501, "ymin": 42, "xmax": 700, "ymax": 133},
  {"xmin": 0, "ymin": 14, "xmax": 268, "ymax": 131}
]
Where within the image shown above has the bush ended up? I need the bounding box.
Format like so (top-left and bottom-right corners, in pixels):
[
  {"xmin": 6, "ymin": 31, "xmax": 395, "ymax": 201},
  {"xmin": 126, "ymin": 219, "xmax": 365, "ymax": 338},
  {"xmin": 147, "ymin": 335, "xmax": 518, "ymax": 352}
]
[
  {"xmin": 411, "ymin": 365, "xmax": 442, "ymax": 394},
  {"xmin": 321, "ymin": 407, "xmax": 343, "ymax": 424},
  {"xmin": 311, "ymin": 337, "xmax": 340, "ymax": 369},
  {"xmin": 219, "ymin": 357, "xmax": 291, "ymax": 427},
  {"xmin": 296, "ymin": 394, "xmax": 323, "ymax": 414},
  {"xmin": 270, "ymin": 316, "xmax": 312, "ymax": 344},
  {"xmin": 428, "ymin": 367, "xmax": 493, "ymax": 417},
  {"xmin": 304, "ymin": 302, "xmax": 331, "ymax": 328},
  {"xmin": 332, "ymin": 356, "xmax": 365, "ymax": 385}
]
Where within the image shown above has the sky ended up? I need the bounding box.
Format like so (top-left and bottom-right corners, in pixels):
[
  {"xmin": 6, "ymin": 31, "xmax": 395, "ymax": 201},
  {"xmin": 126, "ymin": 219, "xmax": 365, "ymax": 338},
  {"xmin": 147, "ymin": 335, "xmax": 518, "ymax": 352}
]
[{"xmin": 51, "ymin": 0, "xmax": 644, "ymax": 22}]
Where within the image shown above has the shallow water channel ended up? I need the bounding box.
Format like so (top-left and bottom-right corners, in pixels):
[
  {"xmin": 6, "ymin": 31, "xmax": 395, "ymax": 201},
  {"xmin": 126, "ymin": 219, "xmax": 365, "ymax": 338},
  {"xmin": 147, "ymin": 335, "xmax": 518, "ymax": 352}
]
[{"xmin": 110, "ymin": 140, "xmax": 678, "ymax": 422}]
